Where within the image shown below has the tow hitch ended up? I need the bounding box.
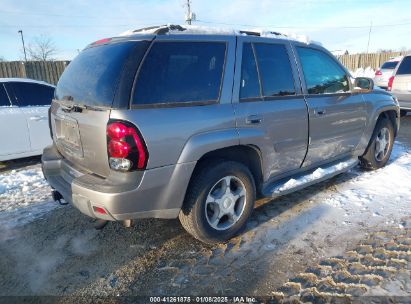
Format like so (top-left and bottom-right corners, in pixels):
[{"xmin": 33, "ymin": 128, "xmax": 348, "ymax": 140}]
[{"xmin": 52, "ymin": 190, "xmax": 68, "ymax": 205}]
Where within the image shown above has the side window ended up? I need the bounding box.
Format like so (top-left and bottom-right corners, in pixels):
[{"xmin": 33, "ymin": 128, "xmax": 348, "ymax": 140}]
[
  {"xmin": 296, "ymin": 47, "xmax": 349, "ymax": 94},
  {"xmin": 0, "ymin": 85, "xmax": 11, "ymax": 107},
  {"xmin": 132, "ymin": 41, "xmax": 226, "ymax": 105},
  {"xmin": 397, "ymin": 56, "xmax": 411, "ymax": 75},
  {"xmin": 10, "ymin": 82, "xmax": 54, "ymax": 106},
  {"xmin": 254, "ymin": 43, "xmax": 296, "ymax": 97},
  {"xmin": 240, "ymin": 43, "xmax": 260, "ymax": 99}
]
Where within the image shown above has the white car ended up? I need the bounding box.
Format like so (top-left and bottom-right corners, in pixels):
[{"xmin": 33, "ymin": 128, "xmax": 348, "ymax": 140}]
[
  {"xmin": 374, "ymin": 57, "xmax": 402, "ymax": 89},
  {"xmin": 0, "ymin": 78, "xmax": 54, "ymax": 161}
]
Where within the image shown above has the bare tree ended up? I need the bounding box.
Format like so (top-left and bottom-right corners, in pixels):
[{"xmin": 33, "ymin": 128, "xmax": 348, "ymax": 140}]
[
  {"xmin": 0, "ymin": 56, "xmax": 5, "ymax": 62},
  {"xmin": 27, "ymin": 35, "xmax": 57, "ymax": 61}
]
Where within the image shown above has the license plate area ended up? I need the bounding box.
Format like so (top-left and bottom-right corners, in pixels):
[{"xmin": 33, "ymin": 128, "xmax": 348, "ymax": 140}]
[{"xmin": 54, "ymin": 115, "xmax": 83, "ymax": 157}]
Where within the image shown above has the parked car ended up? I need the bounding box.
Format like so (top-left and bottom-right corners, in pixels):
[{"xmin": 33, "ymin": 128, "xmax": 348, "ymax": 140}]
[
  {"xmin": 388, "ymin": 54, "xmax": 411, "ymax": 116},
  {"xmin": 374, "ymin": 57, "xmax": 402, "ymax": 89},
  {"xmin": 0, "ymin": 78, "xmax": 54, "ymax": 161},
  {"xmin": 42, "ymin": 25, "xmax": 400, "ymax": 244}
]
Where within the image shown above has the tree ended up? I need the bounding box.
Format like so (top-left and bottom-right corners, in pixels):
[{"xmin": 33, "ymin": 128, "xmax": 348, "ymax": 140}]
[
  {"xmin": 0, "ymin": 56, "xmax": 5, "ymax": 62},
  {"xmin": 27, "ymin": 35, "xmax": 57, "ymax": 61}
]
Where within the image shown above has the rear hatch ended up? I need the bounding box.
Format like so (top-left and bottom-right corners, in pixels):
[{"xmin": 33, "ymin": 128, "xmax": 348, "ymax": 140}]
[{"xmin": 51, "ymin": 38, "xmax": 151, "ymax": 177}]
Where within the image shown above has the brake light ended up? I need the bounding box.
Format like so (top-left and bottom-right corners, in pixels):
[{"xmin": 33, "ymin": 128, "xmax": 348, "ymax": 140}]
[
  {"xmin": 375, "ymin": 70, "xmax": 382, "ymax": 76},
  {"xmin": 107, "ymin": 121, "xmax": 148, "ymax": 171},
  {"xmin": 388, "ymin": 76, "xmax": 395, "ymax": 91}
]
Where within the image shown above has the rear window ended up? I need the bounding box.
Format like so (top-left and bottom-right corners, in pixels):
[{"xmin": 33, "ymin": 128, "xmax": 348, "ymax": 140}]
[
  {"xmin": 8, "ymin": 82, "xmax": 54, "ymax": 106},
  {"xmin": 381, "ymin": 61, "xmax": 399, "ymax": 69},
  {"xmin": 397, "ymin": 56, "xmax": 411, "ymax": 75},
  {"xmin": 55, "ymin": 41, "xmax": 148, "ymax": 107},
  {"xmin": 0, "ymin": 85, "xmax": 10, "ymax": 107},
  {"xmin": 132, "ymin": 41, "xmax": 226, "ymax": 105}
]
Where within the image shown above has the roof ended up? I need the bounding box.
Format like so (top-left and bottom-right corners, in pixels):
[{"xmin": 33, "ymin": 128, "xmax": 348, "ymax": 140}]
[
  {"xmin": 0, "ymin": 78, "xmax": 55, "ymax": 87},
  {"xmin": 119, "ymin": 24, "xmax": 319, "ymax": 46}
]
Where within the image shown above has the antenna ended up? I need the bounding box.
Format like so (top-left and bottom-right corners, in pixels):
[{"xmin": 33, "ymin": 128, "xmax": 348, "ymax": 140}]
[{"xmin": 185, "ymin": 0, "xmax": 196, "ymax": 25}]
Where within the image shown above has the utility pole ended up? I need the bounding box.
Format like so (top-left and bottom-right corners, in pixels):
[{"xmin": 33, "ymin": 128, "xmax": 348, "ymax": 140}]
[
  {"xmin": 185, "ymin": 0, "xmax": 196, "ymax": 25},
  {"xmin": 366, "ymin": 21, "xmax": 372, "ymax": 54},
  {"xmin": 18, "ymin": 30, "xmax": 27, "ymax": 62}
]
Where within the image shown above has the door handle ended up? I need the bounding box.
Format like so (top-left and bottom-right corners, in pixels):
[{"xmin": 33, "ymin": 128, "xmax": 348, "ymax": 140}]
[
  {"xmin": 29, "ymin": 115, "xmax": 47, "ymax": 121},
  {"xmin": 246, "ymin": 115, "xmax": 263, "ymax": 125},
  {"xmin": 315, "ymin": 109, "xmax": 326, "ymax": 116}
]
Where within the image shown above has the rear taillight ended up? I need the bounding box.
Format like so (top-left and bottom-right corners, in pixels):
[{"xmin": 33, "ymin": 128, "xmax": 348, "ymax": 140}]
[
  {"xmin": 388, "ymin": 76, "xmax": 395, "ymax": 91},
  {"xmin": 375, "ymin": 70, "xmax": 382, "ymax": 76},
  {"xmin": 107, "ymin": 121, "xmax": 148, "ymax": 171}
]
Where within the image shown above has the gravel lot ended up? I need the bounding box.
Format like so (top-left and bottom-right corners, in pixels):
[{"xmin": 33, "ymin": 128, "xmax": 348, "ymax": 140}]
[{"xmin": 0, "ymin": 115, "xmax": 410, "ymax": 302}]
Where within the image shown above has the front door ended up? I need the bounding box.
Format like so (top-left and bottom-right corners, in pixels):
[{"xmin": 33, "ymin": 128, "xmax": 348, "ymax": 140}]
[
  {"xmin": 232, "ymin": 37, "xmax": 309, "ymax": 182},
  {"xmin": 293, "ymin": 45, "xmax": 367, "ymax": 167}
]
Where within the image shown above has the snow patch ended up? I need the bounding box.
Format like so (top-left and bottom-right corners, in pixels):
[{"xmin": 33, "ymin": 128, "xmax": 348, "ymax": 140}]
[
  {"xmin": 350, "ymin": 67, "xmax": 375, "ymax": 78},
  {"xmin": 275, "ymin": 159, "xmax": 357, "ymax": 193}
]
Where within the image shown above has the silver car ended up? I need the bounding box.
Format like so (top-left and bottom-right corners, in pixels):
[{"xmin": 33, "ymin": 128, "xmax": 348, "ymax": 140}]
[
  {"xmin": 42, "ymin": 25, "xmax": 400, "ymax": 244},
  {"xmin": 374, "ymin": 57, "xmax": 402, "ymax": 89},
  {"xmin": 389, "ymin": 54, "xmax": 411, "ymax": 116}
]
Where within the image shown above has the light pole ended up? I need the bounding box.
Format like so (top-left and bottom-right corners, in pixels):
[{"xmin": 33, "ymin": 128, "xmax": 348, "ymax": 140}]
[{"xmin": 18, "ymin": 30, "xmax": 27, "ymax": 62}]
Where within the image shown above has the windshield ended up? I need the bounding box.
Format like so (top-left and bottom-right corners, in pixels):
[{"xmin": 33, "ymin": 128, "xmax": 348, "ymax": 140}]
[{"xmin": 55, "ymin": 41, "xmax": 148, "ymax": 108}]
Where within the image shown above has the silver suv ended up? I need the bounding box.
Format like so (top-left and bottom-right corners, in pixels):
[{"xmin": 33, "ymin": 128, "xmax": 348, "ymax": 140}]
[
  {"xmin": 42, "ymin": 25, "xmax": 400, "ymax": 244},
  {"xmin": 389, "ymin": 54, "xmax": 411, "ymax": 116}
]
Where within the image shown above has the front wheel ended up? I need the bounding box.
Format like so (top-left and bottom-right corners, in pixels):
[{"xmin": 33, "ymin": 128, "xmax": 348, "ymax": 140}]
[
  {"xmin": 359, "ymin": 117, "xmax": 394, "ymax": 170},
  {"xmin": 179, "ymin": 161, "xmax": 256, "ymax": 244}
]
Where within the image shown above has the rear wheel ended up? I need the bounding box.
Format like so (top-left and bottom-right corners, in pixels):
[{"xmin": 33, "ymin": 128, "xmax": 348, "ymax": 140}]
[
  {"xmin": 359, "ymin": 117, "xmax": 394, "ymax": 170},
  {"xmin": 400, "ymin": 110, "xmax": 408, "ymax": 117},
  {"xmin": 179, "ymin": 161, "xmax": 256, "ymax": 244}
]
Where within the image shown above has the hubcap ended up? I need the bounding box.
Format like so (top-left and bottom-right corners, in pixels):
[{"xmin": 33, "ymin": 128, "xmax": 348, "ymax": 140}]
[
  {"xmin": 374, "ymin": 127, "xmax": 390, "ymax": 162},
  {"xmin": 205, "ymin": 176, "xmax": 247, "ymax": 231}
]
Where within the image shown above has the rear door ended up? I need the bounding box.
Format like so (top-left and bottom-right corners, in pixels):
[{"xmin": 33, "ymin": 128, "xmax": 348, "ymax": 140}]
[
  {"xmin": 0, "ymin": 83, "xmax": 31, "ymax": 158},
  {"xmin": 293, "ymin": 45, "xmax": 367, "ymax": 167},
  {"xmin": 9, "ymin": 82, "xmax": 54, "ymax": 152},
  {"xmin": 232, "ymin": 36, "xmax": 309, "ymax": 181}
]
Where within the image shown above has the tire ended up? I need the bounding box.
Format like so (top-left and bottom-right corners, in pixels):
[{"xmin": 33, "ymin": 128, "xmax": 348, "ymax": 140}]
[
  {"xmin": 400, "ymin": 110, "xmax": 408, "ymax": 117},
  {"xmin": 359, "ymin": 117, "xmax": 394, "ymax": 170},
  {"xmin": 179, "ymin": 160, "xmax": 256, "ymax": 244}
]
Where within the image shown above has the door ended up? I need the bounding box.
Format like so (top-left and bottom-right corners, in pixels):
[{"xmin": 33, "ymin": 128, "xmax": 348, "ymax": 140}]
[
  {"xmin": 7, "ymin": 82, "xmax": 54, "ymax": 152},
  {"xmin": 294, "ymin": 46, "xmax": 367, "ymax": 167},
  {"xmin": 232, "ymin": 37, "xmax": 309, "ymax": 181},
  {"xmin": 0, "ymin": 83, "xmax": 31, "ymax": 158}
]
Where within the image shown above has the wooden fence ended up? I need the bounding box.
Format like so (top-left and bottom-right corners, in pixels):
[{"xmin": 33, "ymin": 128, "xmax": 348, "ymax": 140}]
[
  {"xmin": 337, "ymin": 52, "xmax": 409, "ymax": 71},
  {"xmin": 0, "ymin": 61, "xmax": 69, "ymax": 85},
  {"xmin": 0, "ymin": 51, "xmax": 410, "ymax": 85}
]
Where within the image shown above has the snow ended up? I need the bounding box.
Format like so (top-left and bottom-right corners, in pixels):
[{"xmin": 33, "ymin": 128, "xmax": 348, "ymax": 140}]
[
  {"xmin": 275, "ymin": 158, "xmax": 358, "ymax": 193},
  {"xmin": 0, "ymin": 166, "xmax": 52, "ymax": 212},
  {"xmin": 350, "ymin": 67, "xmax": 375, "ymax": 78},
  {"xmin": 119, "ymin": 24, "xmax": 316, "ymax": 45}
]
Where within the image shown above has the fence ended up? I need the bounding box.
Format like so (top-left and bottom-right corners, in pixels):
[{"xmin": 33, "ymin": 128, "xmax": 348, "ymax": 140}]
[
  {"xmin": 337, "ymin": 52, "xmax": 409, "ymax": 71},
  {"xmin": 0, "ymin": 61, "xmax": 69, "ymax": 85}
]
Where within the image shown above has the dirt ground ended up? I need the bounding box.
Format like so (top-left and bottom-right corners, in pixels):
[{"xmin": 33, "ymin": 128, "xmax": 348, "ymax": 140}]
[{"xmin": 0, "ymin": 116, "xmax": 410, "ymax": 303}]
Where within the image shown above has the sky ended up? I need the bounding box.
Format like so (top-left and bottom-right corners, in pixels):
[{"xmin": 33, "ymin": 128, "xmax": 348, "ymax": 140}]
[{"xmin": 1, "ymin": 0, "xmax": 411, "ymax": 61}]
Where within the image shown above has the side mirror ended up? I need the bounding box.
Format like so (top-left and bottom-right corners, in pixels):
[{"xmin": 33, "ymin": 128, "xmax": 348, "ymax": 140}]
[{"xmin": 354, "ymin": 77, "xmax": 374, "ymax": 91}]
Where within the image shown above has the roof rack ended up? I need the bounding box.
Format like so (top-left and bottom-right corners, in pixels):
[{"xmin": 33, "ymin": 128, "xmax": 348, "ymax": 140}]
[{"xmin": 125, "ymin": 24, "xmax": 287, "ymax": 37}]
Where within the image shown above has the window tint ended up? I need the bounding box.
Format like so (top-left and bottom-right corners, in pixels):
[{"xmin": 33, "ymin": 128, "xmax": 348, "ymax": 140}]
[
  {"xmin": 56, "ymin": 41, "xmax": 148, "ymax": 107},
  {"xmin": 297, "ymin": 47, "xmax": 349, "ymax": 94},
  {"xmin": 133, "ymin": 42, "xmax": 226, "ymax": 105},
  {"xmin": 10, "ymin": 82, "xmax": 54, "ymax": 106},
  {"xmin": 397, "ymin": 56, "xmax": 411, "ymax": 75},
  {"xmin": 240, "ymin": 43, "xmax": 260, "ymax": 99},
  {"xmin": 381, "ymin": 61, "xmax": 398, "ymax": 69},
  {"xmin": 254, "ymin": 43, "xmax": 296, "ymax": 96},
  {"xmin": 0, "ymin": 85, "xmax": 10, "ymax": 107}
]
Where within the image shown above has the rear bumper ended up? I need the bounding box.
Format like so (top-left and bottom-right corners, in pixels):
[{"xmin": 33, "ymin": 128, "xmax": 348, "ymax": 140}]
[
  {"xmin": 42, "ymin": 145, "xmax": 196, "ymax": 221},
  {"xmin": 394, "ymin": 92, "xmax": 411, "ymax": 110}
]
